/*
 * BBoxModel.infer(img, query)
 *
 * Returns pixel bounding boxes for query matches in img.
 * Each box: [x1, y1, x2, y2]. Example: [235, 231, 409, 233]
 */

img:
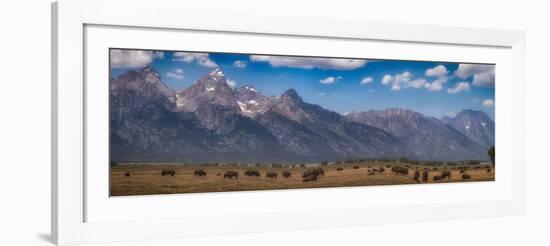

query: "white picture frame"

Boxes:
[52, 0, 526, 245]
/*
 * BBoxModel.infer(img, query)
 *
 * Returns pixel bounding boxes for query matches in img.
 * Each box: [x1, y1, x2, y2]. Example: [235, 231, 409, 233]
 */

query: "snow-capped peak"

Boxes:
[209, 67, 225, 77]
[244, 86, 258, 92]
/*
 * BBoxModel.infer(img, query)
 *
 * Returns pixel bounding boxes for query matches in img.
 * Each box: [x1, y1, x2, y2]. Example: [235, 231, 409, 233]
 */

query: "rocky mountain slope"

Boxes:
[110, 67, 493, 163]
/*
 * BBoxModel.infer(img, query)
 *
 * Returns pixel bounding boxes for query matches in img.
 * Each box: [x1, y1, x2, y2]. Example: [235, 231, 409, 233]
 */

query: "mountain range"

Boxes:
[110, 67, 494, 163]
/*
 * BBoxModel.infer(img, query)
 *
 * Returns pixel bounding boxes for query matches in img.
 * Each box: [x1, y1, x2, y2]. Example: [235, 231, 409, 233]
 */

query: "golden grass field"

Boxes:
[110, 162, 494, 196]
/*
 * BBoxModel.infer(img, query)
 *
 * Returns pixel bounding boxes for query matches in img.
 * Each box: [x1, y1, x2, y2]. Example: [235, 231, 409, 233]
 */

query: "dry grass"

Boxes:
[110, 162, 495, 196]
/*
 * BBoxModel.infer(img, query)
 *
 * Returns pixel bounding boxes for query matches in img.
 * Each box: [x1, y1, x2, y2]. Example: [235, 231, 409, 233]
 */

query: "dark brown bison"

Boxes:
[303, 168, 324, 178]
[282, 171, 291, 178]
[266, 172, 278, 178]
[244, 170, 260, 177]
[487, 168, 492, 172]
[194, 169, 206, 176]
[379, 167, 385, 173]
[124, 171, 130, 177]
[433, 175, 442, 181]
[462, 174, 471, 179]
[302, 168, 324, 182]
[161, 170, 176, 176]
[368, 172, 376, 175]
[413, 170, 420, 182]
[336, 167, 344, 171]
[391, 166, 409, 175]
[353, 166, 360, 169]
[440, 170, 451, 179]
[216, 173, 222, 176]
[224, 171, 239, 179]
[422, 170, 429, 182]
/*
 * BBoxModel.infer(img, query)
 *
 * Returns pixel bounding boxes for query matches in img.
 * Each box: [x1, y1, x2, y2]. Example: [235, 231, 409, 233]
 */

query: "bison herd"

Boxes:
[122, 164, 489, 184]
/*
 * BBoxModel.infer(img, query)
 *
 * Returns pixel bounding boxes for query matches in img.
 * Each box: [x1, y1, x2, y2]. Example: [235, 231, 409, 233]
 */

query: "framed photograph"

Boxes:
[52, 0, 526, 245]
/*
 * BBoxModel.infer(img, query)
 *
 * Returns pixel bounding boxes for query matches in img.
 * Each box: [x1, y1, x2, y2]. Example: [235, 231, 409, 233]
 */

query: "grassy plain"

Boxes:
[110, 162, 495, 196]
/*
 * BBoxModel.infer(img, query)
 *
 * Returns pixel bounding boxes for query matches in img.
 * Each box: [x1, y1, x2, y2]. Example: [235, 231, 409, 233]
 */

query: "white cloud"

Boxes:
[226, 79, 237, 88]
[408, 78, 427, 88]
[110, 49, 164, 68]
[424, 81, 445, 91]
[455, 64, 495, 87]
[447, 82, 471, 94]
[173, 52, 218, 68]
[382, 74, 393, 85]
[391, 84, 401, 91]
[319, 92, 326, 96]
[233, 60, 248, 68]
[250, 55, 367, 70]
[320, 76, 342, 84]
[425, 65, 448, 77]
[423, 65, 450, 91]
[382, 71, 428, 90]
[483, 99, 494, 108]
[166, 68, 184, 80]
[360, 77, 373, 85]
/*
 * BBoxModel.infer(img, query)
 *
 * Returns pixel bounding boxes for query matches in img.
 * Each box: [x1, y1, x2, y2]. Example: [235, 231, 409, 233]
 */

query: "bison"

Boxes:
[244, 170, 260, 177]
[266, 172, 278, 178]
[194, 169, 206, 176]
[161, 170, 176, 176]
[224, 171, 239, 179]
[379, 167, 385, 173]
[487, 168, 492, 173]
[282, 171, 291, 178]
[433, 175, 442, 181]
[353, 166, 360, 169]
[440, 170, 451, 179]
[124, 171, 130, 177]
[413, 170, 420, 182]
[391, 166, 409, 175]
[336, 167, 344, 171]
[462, 174, 471, 179]
[422, 170, 429, 182]
[302, 168, 324, 182]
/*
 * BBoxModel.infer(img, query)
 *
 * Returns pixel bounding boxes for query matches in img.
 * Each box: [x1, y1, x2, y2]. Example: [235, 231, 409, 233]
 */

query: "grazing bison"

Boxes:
[302, 168, 324, 182]
[282, 171, 291, 178]
[433, 175, 442, 181]
[422, 170, 429, 182]
[413, 170, 420, 182]
[379, 167, 385, 173]
[462, 174, 471, 179]
[161, 170, 176, 176]
[440, 170, 451, 179]
[487, 168, 492, 172]
[216, 173, 222, 176]
[224, 171, 239, 179]
[336, 167, 344, 171]
[194, 169, 206, 176]
[353, 166, 360, 169]
[303, 168, 324, 178]
[124, 171, 130, 177]
[391, 166, 409, 175]
[368, 172, 375, 176]
[244, 170, 260, 177]
[266, 172, 278, 178]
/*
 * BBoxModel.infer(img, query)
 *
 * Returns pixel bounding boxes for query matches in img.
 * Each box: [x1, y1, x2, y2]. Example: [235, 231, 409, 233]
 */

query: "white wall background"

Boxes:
[0, 0, 548, 245]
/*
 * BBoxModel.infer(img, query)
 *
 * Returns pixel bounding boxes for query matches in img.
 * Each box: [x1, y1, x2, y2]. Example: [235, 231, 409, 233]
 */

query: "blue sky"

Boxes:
[110, 49, 495, 119]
